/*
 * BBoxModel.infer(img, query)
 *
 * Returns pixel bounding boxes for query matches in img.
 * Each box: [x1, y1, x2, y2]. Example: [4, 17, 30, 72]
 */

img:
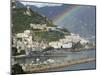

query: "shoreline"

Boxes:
[54, 46, 96, 52]
[73, 47, 96, 51]
[25, 57, 96, 73]
[12, 47, 95, 58]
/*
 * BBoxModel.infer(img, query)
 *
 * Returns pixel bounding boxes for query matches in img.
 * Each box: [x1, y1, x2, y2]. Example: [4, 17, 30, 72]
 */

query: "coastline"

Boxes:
[12, 47, 96, 58]
[25, 57, 95, 73]
[54, 46, 96, 52]
[73, 47, 96, 51]
[12, 47, 96, 74]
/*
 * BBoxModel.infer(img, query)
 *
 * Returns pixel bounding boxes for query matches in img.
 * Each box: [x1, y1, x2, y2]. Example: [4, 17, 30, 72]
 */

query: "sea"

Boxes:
[12, 49, 96, 72]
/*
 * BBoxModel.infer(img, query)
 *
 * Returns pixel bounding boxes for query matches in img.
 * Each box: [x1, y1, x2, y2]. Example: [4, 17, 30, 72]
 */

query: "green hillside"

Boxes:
[12, 7, 54, 33]
[34, 31, 65, 42]
[12, 3, 70, 42]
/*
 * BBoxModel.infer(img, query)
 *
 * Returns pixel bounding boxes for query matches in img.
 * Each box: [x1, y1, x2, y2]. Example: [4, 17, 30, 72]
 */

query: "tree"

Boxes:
[72, 41, 83, 49]
[12, 47, 18, 56]
[12, 63, 24, 75]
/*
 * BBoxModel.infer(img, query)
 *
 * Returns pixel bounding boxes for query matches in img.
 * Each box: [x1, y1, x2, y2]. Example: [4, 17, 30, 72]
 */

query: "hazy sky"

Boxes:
[20, 2, 62, 8]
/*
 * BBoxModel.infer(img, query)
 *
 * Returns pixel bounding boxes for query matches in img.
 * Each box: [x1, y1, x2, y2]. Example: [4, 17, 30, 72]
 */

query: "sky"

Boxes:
[20, 1, 63, 8]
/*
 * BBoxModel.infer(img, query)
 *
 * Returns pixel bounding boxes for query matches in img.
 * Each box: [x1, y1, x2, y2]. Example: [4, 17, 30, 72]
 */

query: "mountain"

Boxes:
[12, 1, 70, 42]
[12, 6, 54, 33]
[57, 6, 96, 41]
[17, 2, 96, 42]
[25, 4, 70, 20]
[31, 5, 96, 41]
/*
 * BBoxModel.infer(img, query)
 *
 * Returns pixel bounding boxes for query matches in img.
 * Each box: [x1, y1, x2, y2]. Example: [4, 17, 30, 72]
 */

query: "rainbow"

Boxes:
[53, 5, 83, 24]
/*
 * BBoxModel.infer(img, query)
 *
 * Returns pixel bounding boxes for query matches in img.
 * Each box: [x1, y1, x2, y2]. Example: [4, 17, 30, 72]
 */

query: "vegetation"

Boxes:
[60, 28, 70, 34]
[72, 41, 83, 49]
[43, 47, 54, 51]
[12, 63, 24, 75]
[12, 47, 25, 56]
[12, 7, 54, 33]
[34, 31, 65, 42]
[12, 47, 18, 56]
[12, 3, 70, 42]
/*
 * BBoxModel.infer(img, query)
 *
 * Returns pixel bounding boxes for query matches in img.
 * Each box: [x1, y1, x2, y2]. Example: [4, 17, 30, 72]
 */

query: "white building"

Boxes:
[49, 41, 62, 48]
[62, 43, 72, 48]
[49, 41, 72, 49]
[80, 39, 89, 45]
[14, 30, 34, 53]
[47, 59, 55, 63]
[30, 23, 47, 30]
[49, 33, 88, 49]
[47, 27, 57, 31]
[15, 33, 24, 38]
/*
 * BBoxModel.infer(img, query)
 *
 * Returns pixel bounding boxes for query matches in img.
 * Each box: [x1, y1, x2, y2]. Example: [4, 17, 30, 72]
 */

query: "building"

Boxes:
[49, 32, 88, 49]
[47, 27, 57, 31]
[62, 43, 72, 48]
[30, 23, 47, 30]
[13, 30, 33, 53]
[49, 41, 72, 49]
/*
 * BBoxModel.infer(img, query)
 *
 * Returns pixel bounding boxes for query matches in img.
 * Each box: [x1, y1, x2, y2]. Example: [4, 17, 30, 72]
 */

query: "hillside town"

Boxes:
[12, 23, 90, 56]
[12, 23, 95, 73]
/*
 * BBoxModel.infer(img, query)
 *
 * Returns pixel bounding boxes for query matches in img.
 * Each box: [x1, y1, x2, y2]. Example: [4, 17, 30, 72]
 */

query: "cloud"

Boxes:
[20, 2, 62, 8]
